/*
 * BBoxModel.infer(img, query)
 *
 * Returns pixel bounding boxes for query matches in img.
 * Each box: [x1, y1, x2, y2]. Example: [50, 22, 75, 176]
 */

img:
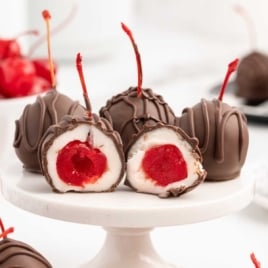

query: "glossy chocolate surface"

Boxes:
[13, 90, 85, 173]
[236, 51, 268, 103]
[176, 98, 249, 181]
[0, 237, 52, 268]
[99, 87, 176, 156]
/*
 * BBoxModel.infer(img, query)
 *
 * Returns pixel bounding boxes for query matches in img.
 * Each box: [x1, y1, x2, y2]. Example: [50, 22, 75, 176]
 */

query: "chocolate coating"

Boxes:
[13, 90, 85, 173]
[99, 87, 176, 156]
[0, 237, 52, 268]
[40, 114, 125, 192]
[126, 122, 207, 198]
[176, 99, 249, 181]
[235, 51, 268, 104]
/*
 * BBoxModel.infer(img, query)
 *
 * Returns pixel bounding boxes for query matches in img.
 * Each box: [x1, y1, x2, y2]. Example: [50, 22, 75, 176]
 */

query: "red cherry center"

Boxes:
[142, 144, 187, 187]
[56, 140, 107, 187]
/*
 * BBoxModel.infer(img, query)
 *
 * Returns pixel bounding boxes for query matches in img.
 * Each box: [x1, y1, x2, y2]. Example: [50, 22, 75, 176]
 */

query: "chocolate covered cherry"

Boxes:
[176, 99, 249, 181]
[0, 219, 52, 268]
[233, 6, 268, 104]
[101, 23, 206, 197]
[235, 51, 268, 104]
[39, 53, 125, 193]
[100, 86, 176, 156]
[40, 115, 125, 193]
[126, 123, 206, 198]
[176, 59, 249, 181]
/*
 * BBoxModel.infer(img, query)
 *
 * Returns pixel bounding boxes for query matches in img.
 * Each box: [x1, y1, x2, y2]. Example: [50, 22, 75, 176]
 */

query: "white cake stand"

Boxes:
[0, 162, 255, 268]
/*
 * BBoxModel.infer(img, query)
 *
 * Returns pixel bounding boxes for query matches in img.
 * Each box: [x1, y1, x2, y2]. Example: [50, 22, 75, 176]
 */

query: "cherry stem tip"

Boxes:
[42, 10, 51, 20]
[218, 58, 239, 101]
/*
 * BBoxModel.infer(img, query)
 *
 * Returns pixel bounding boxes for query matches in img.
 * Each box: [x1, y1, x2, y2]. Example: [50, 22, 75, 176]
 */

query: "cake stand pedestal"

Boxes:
[81, 227, 175, 268]
[0, 162, 255, 268]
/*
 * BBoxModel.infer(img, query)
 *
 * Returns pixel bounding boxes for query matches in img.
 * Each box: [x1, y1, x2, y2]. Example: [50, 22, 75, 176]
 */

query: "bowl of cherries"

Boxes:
[0, 24, 57, 164]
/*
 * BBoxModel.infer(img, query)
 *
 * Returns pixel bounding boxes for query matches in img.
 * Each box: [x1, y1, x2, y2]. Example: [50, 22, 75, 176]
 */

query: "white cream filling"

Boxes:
[46, 124, 123, 192]
[127, 127, 204, 195]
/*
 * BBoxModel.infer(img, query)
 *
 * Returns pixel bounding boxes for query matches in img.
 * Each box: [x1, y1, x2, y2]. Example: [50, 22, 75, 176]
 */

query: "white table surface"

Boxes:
[0, 30, 268, 268]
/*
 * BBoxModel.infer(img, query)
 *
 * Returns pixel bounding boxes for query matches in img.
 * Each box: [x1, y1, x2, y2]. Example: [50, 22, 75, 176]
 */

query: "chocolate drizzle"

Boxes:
[13, 90, 85, 173]
[176, 99, 249, 181]
[99, 87, 176, 155]
[0, 238, 52, 268]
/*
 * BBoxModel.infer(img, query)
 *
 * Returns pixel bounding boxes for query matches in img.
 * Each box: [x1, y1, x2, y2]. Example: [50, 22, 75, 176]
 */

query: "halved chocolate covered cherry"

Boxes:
[40, 115, 125, 193]
[126, 124, 206, 198]
[101, 23, 206, 197]
[39, 53, 125, 193]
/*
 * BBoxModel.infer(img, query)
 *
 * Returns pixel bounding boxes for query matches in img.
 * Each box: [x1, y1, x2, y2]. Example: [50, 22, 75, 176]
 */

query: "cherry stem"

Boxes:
[0, 219, 14, 239]
[218, 58, 239, 101]
[14, 29, 39, 39]
[42, 10, 56, 89]
[121, 22, 143, 97]
[234, 4, 257, 50]
[250, 252, 261, 268]
[28, 4, 78, 58]
[76, 53, 92, 120]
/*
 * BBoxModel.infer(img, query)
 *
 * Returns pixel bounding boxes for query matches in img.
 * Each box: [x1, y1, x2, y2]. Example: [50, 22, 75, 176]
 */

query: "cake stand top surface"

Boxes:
[0, 162, 254, 228]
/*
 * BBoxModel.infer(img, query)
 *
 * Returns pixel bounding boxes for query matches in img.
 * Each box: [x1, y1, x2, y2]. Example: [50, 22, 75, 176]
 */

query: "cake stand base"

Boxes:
[0, 163, 254, 268]
[80, 227, 176, 268]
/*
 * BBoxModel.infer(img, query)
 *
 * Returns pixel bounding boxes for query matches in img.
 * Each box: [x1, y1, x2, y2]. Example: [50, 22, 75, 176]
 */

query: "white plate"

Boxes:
[0, 161, 254, 228]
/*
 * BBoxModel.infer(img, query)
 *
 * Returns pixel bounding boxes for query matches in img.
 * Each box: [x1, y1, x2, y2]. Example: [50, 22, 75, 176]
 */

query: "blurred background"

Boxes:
[0, 0, 268, 60]
[2, 0, 268, 63]
[1, 0, 268, 96]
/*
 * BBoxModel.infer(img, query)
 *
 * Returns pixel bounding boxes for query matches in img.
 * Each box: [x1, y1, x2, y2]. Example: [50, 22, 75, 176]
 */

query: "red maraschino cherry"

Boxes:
[0, 57, 36, 97]
[218, 58, 239, 101]
[55, 53, 107, 187]
[142, 144, 187, 187]
[0, 30, 40, 98]
[121, 22, 143, 97]
[31, 58, 57, 84]
[0, 10, 58, 98]
[0, 30, 38, 60]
